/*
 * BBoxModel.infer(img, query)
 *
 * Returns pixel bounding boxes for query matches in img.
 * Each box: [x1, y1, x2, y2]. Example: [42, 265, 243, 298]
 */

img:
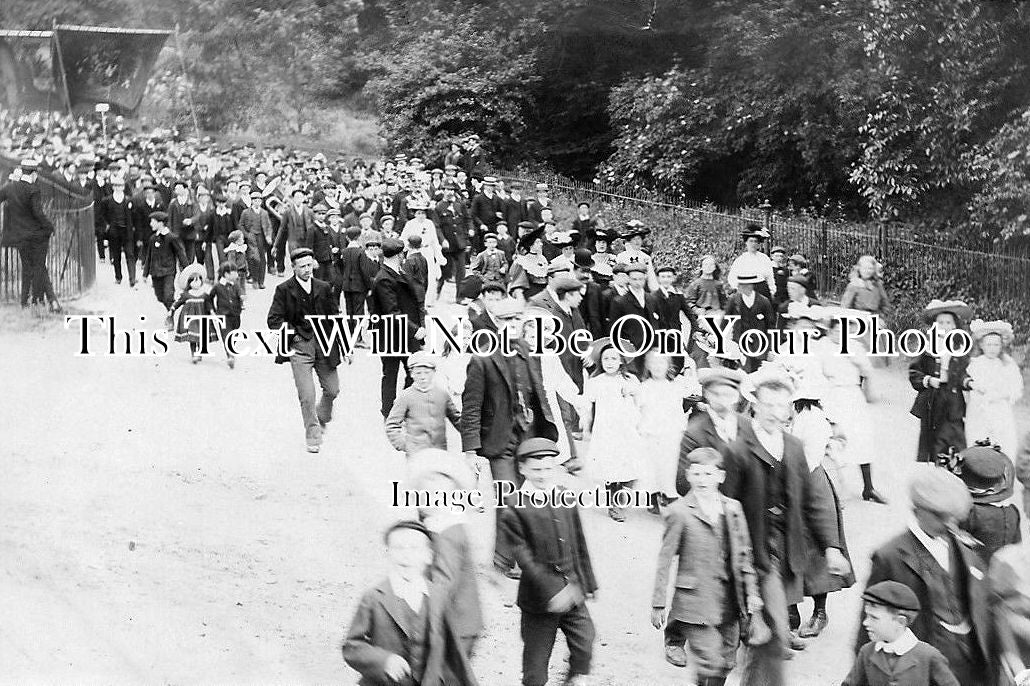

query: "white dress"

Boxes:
[965, 356, 1023, 456]
[583, 373, 647, 484]
[400, 217, 445, 302]
[820, 339, 876, 466]
[637, 375, 698, 496]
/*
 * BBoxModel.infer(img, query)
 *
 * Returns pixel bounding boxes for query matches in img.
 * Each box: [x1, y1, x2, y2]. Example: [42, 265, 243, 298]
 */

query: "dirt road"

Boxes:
[1, 273, 1024, 685]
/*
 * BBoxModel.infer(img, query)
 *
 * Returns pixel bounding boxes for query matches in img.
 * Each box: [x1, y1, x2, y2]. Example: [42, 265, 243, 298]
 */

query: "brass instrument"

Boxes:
[261, 175, 286, 220]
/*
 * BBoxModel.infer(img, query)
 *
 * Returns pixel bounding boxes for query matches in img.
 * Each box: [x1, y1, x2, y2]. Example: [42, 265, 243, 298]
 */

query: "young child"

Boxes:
[495, 222, 516, 265]
[341, 520, 476, 685]
[965, 319, 1023, 457]
[384, 352, 461, 458]
[638, 349, 702, 512]
[223, 229, 249, 298]
[499, 438, 598, 686]
[469, 232, 508, 285]
[843, 580, 959, 686]
[171, 263, 215, 363]
[651, 447, 766, 684]
[402, 234, 429, 297]
[208, 261, 243, 369]
[580, 337, 648, 522]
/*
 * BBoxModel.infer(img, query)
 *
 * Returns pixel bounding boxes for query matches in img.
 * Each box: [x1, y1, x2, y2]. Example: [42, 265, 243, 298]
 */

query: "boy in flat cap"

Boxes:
[499, 438, 597, 686]
[341, 520, 477, 686]
[384, 352, 460, 458]
[857, 467, 990, 686]
[843, 580, 959, 686]
[141, 211, 187, 315]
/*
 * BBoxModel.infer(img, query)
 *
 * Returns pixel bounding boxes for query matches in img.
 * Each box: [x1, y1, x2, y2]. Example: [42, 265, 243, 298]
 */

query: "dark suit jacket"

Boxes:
[460, 344, 552, 458]
[676, 410, 751, 497]
[499, 496, 597, 614]
[607, 289, 662, 352]
[403, 252, 430, 295]
[341, 578, 477, 686]
[0, 180, 55, 247]
[856, 530, 991, 662]
[339, 245, 376, 293]
[132, 197, 166, 246]
[724, 426, 840, 574]
[652, 493, 761, 626]
[529, 288, 587, 388]
[434, 200, 469, 254]
[469, 193, 502, 232]
[579, 280, 606, 339]
[276, 205, 315, 250]
[843, 640, 960, 686]
[724, 291, 775, 338]
[141, 231, 187, 278]
[370, 263, 425, 354]
[266, 276, 343, 366]
[432, 524, 483, 640]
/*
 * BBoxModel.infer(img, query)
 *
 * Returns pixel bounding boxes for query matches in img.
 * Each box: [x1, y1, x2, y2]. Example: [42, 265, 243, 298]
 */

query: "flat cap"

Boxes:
[908, 465, 972, 519]
[862, 581, 920, 613]
[407, 351, 437, 370]
[698, 367, 745, 389]
[492, 298, 524, 320]
[516, 437, 560, 460]
[149, 210, 169, 221]
[381, 237, 405, 258]
[290, 247, 315, 262]
[547, 257, 573, 275]
[552, 275, 585, 295]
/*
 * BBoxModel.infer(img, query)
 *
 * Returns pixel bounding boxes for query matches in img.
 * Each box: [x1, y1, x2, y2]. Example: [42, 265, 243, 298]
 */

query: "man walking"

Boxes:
[267, 248, 343, 454]
[0, 159, 61, 312]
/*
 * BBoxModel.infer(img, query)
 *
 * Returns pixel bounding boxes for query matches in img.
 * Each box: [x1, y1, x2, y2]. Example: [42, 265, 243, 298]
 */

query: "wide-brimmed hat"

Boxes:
[585, 336, 636, 369]
[548, 230, 579, 248]
[175, 263, 207, 292]
[922, 299, 972, 325]
[406, 448, 475, 491]
[969, 319, 1014, 346]
[620, 220, 650, 240]
[741, 364, 796, 404]
[518, 226, 545, 252]
[588, 227, 618, 244]
[957, 443, 1014, 503]
[791, 370, 828, 402]
[741, 225, 769, 241]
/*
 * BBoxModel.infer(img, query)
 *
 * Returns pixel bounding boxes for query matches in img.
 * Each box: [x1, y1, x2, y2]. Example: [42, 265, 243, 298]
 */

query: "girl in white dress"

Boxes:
[637, 349, 702, 510]
[580, 338, 647, 521]
[819, 311, 886, 504]
[966, 320, 1024, 457]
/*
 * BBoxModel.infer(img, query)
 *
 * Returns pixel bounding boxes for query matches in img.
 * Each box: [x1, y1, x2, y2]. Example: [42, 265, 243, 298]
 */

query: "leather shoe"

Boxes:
[798, 610, 828, 638]
[862, 489, 888, 504]
[789, 632, 807, 650]
[664, 645, 688, 668]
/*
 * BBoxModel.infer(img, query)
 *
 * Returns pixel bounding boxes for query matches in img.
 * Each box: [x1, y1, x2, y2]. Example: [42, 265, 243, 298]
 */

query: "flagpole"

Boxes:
[173, 23, 201, 136]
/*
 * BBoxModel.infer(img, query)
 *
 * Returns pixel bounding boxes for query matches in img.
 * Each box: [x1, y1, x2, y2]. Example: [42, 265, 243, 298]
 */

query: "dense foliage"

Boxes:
[5, 0, 1030, 242]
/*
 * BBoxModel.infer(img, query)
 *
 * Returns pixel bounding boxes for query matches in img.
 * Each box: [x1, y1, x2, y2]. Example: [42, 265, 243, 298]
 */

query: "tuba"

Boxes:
[261, 175, 287, 220]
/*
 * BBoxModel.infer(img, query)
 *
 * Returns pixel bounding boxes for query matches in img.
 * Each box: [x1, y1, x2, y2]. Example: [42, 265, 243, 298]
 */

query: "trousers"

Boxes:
[289, 337, 340, 447]
[380, 355, 411, 418]
[246, 234, 267, 287]
[18, 238, 57, 306]
[152, 274, 174, 310]
[438, 251, 466, 296]
[520, 603, 595, 686]
[665, 619, 740, 678]
[107, 234, 136, 284]
[740, 563, 791, 686]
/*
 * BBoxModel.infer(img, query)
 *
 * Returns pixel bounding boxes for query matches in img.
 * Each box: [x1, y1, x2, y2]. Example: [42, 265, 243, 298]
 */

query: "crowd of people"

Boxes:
[2, 108, 1030, 686]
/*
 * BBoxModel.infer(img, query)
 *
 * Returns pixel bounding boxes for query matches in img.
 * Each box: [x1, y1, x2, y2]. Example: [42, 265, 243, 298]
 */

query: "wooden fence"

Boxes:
[0, 157, 95, 303]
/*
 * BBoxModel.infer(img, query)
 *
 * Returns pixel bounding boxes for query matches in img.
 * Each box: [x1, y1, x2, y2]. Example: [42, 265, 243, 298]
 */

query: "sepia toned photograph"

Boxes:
[1, 1, 1029, 685]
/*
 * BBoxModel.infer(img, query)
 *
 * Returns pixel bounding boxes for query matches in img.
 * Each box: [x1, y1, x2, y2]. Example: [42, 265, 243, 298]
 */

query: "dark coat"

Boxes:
[908, 352, 972, 462]
[0, 179, 55, 247]
[856, 530, 991, 664]
[434, 199, 470, 254]
[651, 493, 761, 626]
[503, 196, 529, 230]
[341, 578, 477, 686]
[276, 205, 316, 250]
[724, 291, 775, 338]
[676, 410, 751, 497]
[607, 289, 663, 352]
[842, 641, 960, 686]
[724, 425, 840, 576]
[339, 245, 376, 294]
[469, 192, 503, 232]
[529, 288, 586, 389]
[499, 495, 598, 614]
[266, 276, 343, 366]
[579, 280, 606, 339]
[141, 231, 187, 279]
[370, 263, 425, 355]
[132, 196, 166, 247]
[459, 344, 552, 458]
[403, 252, 430, 295]
[97, 194, 134, 243]
[432, 524, 484, 641]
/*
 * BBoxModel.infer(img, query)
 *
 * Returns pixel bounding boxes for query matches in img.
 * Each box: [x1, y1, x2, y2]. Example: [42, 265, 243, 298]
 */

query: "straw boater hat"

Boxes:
[921, 299, 972, 325]
[735, 273, 765, 285]
[969, 319, 1014, 346]
[956, 442, 1014, 504]
[175, 263, 207, 292]
[697, 367, 745, 390]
